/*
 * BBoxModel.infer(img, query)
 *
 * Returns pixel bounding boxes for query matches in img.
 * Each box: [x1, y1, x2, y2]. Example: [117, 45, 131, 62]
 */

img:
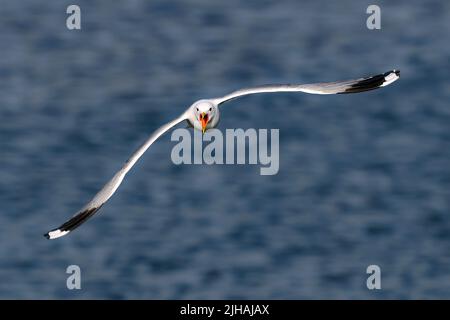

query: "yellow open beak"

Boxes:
[200, 112, 209, 134]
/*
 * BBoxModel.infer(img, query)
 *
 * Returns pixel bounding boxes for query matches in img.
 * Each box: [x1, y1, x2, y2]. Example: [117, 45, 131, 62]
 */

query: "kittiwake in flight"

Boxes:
[45, 69, 400, 239]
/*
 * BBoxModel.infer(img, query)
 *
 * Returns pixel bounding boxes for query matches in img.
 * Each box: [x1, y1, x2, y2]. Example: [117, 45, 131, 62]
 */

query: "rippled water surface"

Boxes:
[0, 0, 449, 298]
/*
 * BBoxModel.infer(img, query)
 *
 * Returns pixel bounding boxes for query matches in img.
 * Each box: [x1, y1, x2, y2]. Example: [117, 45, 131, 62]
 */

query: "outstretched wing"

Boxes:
[213, 70, 400, 105]
[45, 114, 187, 239]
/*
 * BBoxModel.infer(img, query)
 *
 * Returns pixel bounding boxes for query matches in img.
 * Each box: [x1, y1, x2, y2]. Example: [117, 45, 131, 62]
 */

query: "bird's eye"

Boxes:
[196, 108, 199, 111]
[209, 108, 212, 111]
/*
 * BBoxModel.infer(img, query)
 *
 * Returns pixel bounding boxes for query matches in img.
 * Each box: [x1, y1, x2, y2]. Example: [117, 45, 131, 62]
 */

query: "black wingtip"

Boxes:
[340, 69, 400, 94]
[44, 205, 103, 240]
[341, 73, 385, 94]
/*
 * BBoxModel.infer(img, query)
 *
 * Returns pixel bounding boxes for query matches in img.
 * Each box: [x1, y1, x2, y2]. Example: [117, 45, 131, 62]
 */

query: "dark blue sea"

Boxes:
[0, 0, 449, 299]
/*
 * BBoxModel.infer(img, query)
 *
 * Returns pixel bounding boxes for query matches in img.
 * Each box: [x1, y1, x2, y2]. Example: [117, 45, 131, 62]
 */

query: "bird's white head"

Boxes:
[189, 99, 219, 133]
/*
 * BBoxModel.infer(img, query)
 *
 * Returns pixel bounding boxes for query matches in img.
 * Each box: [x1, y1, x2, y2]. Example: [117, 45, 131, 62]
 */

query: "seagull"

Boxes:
[45, 69, 400, 239]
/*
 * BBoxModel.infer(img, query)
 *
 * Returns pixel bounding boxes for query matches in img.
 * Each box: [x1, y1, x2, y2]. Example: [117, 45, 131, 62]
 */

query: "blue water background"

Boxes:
[0, 0, 449, 298]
